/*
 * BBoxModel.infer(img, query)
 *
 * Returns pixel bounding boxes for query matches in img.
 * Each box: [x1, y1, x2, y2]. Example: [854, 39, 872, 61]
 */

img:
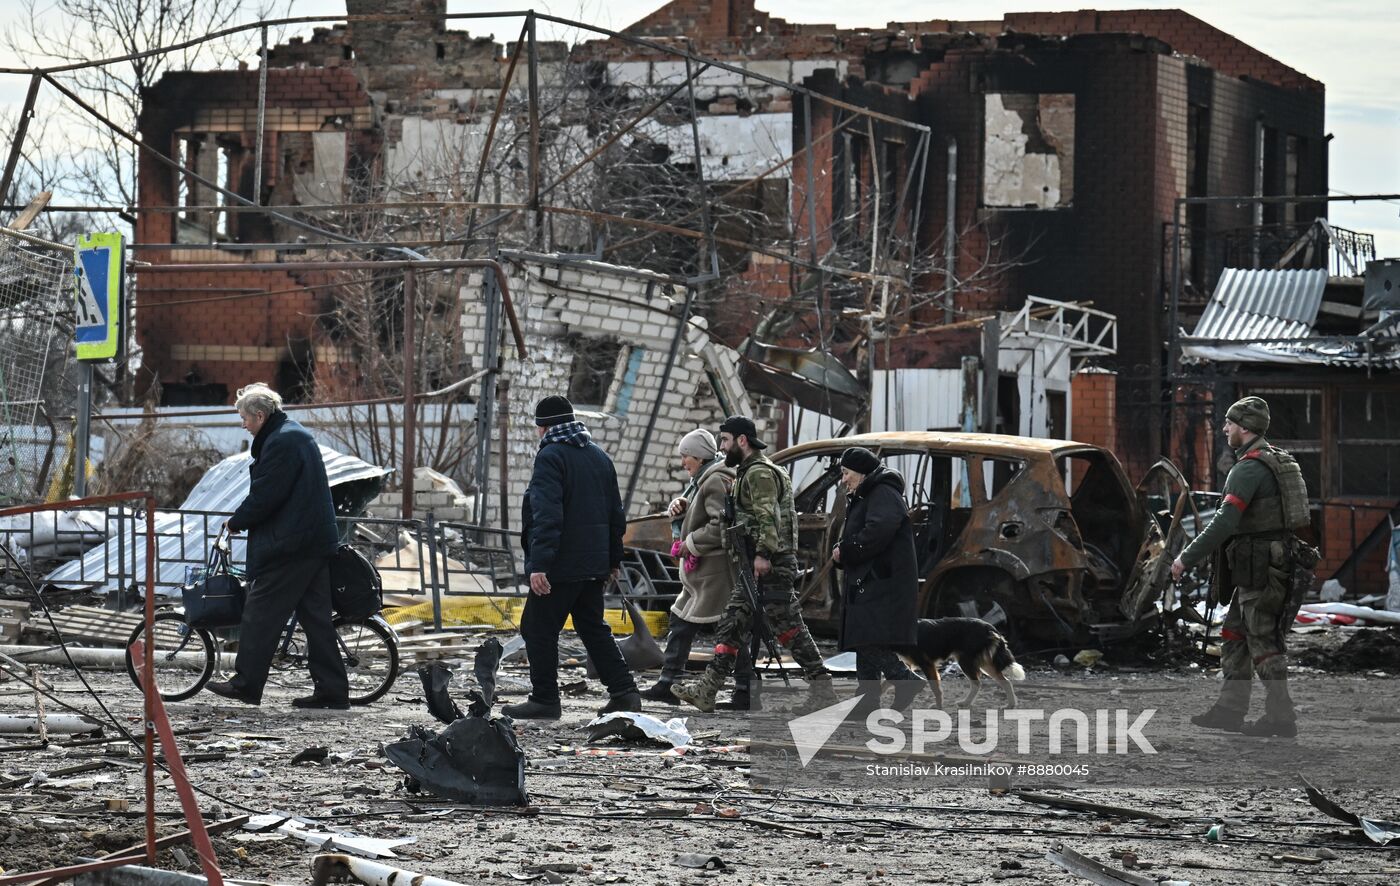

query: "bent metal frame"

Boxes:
[0, 492, 224, 886]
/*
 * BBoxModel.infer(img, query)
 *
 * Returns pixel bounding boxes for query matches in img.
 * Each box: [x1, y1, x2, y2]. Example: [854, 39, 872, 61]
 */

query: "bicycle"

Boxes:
[124, 531, 400, 705]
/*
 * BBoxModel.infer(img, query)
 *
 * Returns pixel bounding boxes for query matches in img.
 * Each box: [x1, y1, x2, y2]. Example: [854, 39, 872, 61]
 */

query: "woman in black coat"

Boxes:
[831, 447, 923, 700]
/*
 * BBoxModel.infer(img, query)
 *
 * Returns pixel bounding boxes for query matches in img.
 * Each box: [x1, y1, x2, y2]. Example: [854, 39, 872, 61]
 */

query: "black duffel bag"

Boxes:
[182, 542, 246, 629]
[329, 543, 383, 620]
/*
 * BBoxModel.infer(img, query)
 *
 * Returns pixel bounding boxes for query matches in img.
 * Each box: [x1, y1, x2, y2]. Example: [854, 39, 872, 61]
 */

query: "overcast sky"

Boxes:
[2, 0, 1396, 254]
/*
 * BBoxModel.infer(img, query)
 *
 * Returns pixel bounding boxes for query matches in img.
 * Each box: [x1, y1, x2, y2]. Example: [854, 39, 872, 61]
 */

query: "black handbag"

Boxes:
[182, 543, 247, 629]
[329, 544, 383, 620]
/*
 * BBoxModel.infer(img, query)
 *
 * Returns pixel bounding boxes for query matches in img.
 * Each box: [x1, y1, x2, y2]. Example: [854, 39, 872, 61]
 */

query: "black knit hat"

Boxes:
[840, 447, 880, 475]
[534, 395, 575, 427]
[719, 415, 766, 449]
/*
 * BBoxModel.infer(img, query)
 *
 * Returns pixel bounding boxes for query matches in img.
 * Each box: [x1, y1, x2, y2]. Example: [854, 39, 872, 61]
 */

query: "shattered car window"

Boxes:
[790, 453, 842, 514]
[982, 457, 1024, 499]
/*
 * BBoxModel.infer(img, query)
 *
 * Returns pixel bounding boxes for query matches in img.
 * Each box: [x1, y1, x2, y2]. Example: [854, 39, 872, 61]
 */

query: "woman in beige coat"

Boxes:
[640, 429, 740, 703]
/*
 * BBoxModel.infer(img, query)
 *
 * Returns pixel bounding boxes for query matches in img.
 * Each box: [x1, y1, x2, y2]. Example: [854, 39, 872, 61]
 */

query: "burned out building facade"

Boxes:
[132, 3, 1339, 520]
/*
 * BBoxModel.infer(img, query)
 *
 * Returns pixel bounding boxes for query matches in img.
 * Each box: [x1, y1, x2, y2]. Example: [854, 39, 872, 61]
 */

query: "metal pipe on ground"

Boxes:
[310, 854, 466, 886]
[0, 645, 205, 670]
[0, 712, 104, 734]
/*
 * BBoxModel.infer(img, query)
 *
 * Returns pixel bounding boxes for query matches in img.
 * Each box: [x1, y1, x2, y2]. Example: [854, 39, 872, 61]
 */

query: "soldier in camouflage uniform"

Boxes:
[1171, 396, 1311, 738]
[672, 416, 837, 713]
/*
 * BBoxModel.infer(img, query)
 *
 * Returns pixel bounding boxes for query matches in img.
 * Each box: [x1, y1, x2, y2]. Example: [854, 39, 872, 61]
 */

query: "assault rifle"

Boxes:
[723, 494, 791, 687]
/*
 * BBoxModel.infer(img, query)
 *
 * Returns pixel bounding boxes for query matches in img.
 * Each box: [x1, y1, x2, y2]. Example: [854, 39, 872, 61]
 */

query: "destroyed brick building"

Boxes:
[130, 2, 1363, 541]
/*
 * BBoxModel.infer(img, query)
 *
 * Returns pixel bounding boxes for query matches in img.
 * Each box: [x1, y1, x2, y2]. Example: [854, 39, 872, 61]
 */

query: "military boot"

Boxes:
[1244, 669, 1296, 737]
[805, 675, 840, 709]
[1190, 705, 1245, 732]
[672, 660, 731, 713]
[639, 679, 679, 703]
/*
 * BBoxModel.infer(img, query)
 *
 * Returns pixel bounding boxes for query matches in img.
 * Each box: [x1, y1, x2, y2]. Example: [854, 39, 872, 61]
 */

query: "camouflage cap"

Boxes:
[1226, 396, 1270, 435]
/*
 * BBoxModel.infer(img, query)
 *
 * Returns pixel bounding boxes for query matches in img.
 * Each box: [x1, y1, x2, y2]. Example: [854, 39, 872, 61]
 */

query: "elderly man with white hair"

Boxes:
[205, 383, 349, 710]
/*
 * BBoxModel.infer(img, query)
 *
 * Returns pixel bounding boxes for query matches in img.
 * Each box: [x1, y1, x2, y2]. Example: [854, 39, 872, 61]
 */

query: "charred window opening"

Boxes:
[565, 336, 623, 409]
[175, 134, 240, 243]
[275, 339, 315, 404]
[1337, 389, 1400, 496]
[982, 93, 1075, 210]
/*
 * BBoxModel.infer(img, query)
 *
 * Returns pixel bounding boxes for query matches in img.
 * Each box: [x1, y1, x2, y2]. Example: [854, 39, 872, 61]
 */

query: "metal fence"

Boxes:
[0, 230, 73, 506]
[4, 504, 679, 630]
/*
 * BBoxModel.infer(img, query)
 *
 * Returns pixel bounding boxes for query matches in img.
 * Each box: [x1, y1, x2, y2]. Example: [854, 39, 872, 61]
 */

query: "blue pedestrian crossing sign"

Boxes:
[74, 232, 124, 362]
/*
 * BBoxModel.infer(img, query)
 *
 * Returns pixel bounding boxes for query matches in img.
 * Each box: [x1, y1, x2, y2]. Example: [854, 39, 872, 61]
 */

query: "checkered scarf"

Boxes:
[540, 419, 593, 449]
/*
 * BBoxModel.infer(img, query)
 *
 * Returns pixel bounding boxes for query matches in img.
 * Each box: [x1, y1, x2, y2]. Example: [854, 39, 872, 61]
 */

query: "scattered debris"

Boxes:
[311, 853, 466, 886]
[1298, 628, 1400, 672]
[1015, 791, 1168, 822]
[290, 746, 330, 765]
[1301, 775, 1400, 845]
[1073, 650, 1104, 669]
[674, 853, 727, 870]
[1299, 603, 1400, 626]
[585, 712, 692, 748]
[384, 642, 528, 805]
[1045, 842, 1156, 885]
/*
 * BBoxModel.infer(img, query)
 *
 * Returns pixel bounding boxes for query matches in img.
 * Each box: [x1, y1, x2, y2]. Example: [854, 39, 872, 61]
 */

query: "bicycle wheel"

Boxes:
[335, 616, 400, 705]
[124, 611, 216, 702]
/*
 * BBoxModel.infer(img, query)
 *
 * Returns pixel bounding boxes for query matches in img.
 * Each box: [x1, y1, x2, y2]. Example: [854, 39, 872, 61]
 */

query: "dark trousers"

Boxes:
[659, 616, 702, 680]
[230, 556, 348, 701]
[660, 616, 753, 689]
[521, 578, 637, 705]
[855, 646, 918, 682]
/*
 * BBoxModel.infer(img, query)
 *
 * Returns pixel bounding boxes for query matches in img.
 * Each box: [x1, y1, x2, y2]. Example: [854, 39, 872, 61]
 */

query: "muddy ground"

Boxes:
[2, 627, 1399, 885]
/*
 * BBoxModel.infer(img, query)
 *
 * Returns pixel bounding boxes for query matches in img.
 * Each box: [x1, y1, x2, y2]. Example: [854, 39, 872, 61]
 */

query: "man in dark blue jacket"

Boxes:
[206, 383, 349, 710]
[503, 396, 640, 720]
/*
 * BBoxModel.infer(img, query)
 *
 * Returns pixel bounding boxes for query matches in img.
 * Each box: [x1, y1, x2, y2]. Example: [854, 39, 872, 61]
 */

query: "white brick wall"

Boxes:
[459, 256, 752, 524]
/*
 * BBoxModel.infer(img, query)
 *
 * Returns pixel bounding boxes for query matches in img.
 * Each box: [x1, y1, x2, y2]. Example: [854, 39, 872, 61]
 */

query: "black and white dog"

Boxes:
[898, 617, 1026, 708]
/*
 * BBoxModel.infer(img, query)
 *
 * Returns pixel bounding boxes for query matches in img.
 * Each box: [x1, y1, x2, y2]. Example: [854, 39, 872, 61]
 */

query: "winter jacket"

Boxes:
[227, 411, 338, 578]
[837, 467, 920, 651]
[521, 432, 626, 582]
[671, 459, 737, 624]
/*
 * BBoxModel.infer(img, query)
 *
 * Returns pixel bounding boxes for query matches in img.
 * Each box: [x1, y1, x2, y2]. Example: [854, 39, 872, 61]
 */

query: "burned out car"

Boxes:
[626, 432, 1190, 648]
[780, 432, 1191, 647]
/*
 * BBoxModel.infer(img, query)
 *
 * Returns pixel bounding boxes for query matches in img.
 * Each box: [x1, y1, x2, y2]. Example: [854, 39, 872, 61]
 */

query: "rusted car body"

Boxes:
[627, 432, 1189, 647]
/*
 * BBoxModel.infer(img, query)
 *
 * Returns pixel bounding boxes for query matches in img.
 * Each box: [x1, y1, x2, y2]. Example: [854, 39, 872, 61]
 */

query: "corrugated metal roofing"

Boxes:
[45, 446, 389, 593]
[1181, 267, 1400, 368]
[1189, 268, 1329, 342]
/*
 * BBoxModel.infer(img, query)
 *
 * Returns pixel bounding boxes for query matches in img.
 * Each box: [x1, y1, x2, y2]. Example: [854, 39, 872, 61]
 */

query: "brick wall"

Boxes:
[1071, 369, 1117, 452]
[459, 258, 754, 522]
[907, 33, 1323, 478]
[132, 258, 335, 400]
[1319, 503, 1392, 594]
[1002, 10, 1321, 92]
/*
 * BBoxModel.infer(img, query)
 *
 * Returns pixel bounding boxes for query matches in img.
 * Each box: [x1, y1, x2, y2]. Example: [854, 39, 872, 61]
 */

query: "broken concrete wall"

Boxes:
[460, 258, 753, 523]
[983, 93, 1075, 209]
